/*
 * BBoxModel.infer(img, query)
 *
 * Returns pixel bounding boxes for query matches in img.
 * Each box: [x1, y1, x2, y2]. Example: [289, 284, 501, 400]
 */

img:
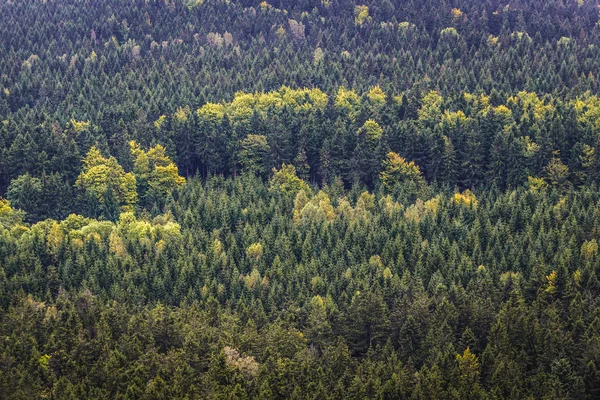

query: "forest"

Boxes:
[1, 0, 600, 398]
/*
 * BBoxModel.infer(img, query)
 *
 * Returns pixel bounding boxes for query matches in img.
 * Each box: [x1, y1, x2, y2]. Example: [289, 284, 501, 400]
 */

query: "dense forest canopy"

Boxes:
[1, 0, 600, 398]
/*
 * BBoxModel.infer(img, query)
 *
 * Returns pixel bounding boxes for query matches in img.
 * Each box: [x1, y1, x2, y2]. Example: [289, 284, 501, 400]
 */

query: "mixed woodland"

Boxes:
[2, 0, 600, 398]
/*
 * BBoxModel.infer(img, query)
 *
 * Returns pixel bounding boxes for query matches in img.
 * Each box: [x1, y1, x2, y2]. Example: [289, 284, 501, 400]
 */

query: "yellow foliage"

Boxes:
[404, 199, 426, 223]
[545, 270, 557, 294]
[557, 36, 572, 46]
[130, 141, 185, 199]
[279, 86, 328, 111]
[379, 195, 402, 217]
[39, 354, 51, 370]
[269, 164, 310, 195]
[311, 294, 325, 309]
[418, 91, 443, 125]
[380, 152, 424, 191]
[294, 191, 336, 224]
[452, 190, 478, 207]
[85, 232, 103, 247]
[243, 268, 262, 289]
[464, 92, 491, 116]
[393, 94, 404, 106]
[116, 211, 181, 244]
[46, 222, 64, 255]
[487, 35, 499, 46]
[424, 196, 441, 214]
[398, 21, 415, 31]
[109, 230, 127, 258]
[361, 119, 383, 140]
[369, 255, 383, 269]
[440, 27, 459, 38]
[70, 119, 91, 132]
[354, 5, 371, 25]
[451, 8, 463, 21]
[527, 176, 547, 191]
[75, 147, 138, 209]
[523, 137, 540, 158]
[581, 239, 598, 261]
[197, 103, 226, 122]
[201, 284, 209, 298]
[507, 92, 554, 122]
[213, 238, 223, 254]
[367, 86, 387, 106]
[216, 87, 328, 122]
[441, 110, 469, 128]
[511, 31, 532, 42]
[246, 242, 264, 262]
[574, 269, 582, 286]
[276, 25, 286, 38]
[154, 115, 167, 130]
[356, 191, 376, 214]
[313, 47, 325, 64]
[383, 267, 393, 280]
[0, 197, 25, 228]
[336, 198, 355, 219]
[293, 190, 310, 222]
[174, 106, 190, 123]
[494, 105, 512, 121]
[343, 268, 352, 280]
[456, 348, 480, 384]
[335, 87, 361, 118]
[572, 95, 600, 132]
[186, 0, 204, 8]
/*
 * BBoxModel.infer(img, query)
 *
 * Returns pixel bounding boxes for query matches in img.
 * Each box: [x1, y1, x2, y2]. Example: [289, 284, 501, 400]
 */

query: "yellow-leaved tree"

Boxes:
[418, 91, 443, 128]
[380, 152, 424, 192]
[75, 146, 137, 217]
[0, 198, 25, 229]
[269, 164, 310, 196]
[130, 141, 185, 207]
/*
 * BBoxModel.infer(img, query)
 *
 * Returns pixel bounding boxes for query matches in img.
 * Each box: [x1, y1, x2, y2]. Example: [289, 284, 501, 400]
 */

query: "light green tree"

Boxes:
[269, 164, 310, 196]
[130, 141, 185, 206]
[360, 119, 383, 141]
[0, 198, 25, 228]
[75, 146, 137, 212]
[380, 151, 424, 191]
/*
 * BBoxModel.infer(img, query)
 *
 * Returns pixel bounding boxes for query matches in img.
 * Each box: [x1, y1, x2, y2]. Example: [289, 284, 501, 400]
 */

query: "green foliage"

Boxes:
[359, 119, 383, 141]
[354, 5, 371, 26]
[545, 157, 571, 190]
[75, 147, 137, 214]
[269, 164, 310, 196]
[0, 197, 25, 228]
[7, 173, 42, 221]
[239, 134, 269, 175]
[380, 152, 424, 191]
[418, 91, 443, 127]
[440, 27, 459, 38]
[2, 0, 600, 397]
[334, 87, 361, 119]
[130, 141, 185, 207]
[1, 177, 600, 397]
